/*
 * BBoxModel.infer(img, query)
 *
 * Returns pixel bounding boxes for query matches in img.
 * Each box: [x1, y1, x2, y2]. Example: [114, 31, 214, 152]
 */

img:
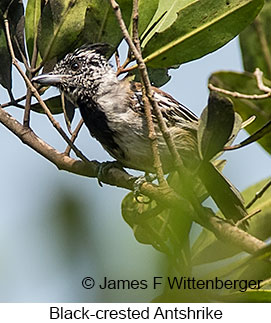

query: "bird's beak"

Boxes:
[32, 74, 66, 85]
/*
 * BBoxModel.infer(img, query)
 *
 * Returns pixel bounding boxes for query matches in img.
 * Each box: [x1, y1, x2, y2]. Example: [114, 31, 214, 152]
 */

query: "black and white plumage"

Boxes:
[32, 44, 248, 225]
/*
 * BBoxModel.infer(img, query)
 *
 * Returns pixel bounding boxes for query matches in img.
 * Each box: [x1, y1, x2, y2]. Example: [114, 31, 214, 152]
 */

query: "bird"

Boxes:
[32, 43, 248, 226]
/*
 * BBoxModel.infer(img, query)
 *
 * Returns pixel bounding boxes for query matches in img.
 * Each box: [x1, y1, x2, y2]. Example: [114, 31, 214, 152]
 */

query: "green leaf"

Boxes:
[130, 66, 171, 87]
[38, 0, 132, 62]
[198, 92, 235, 161]
[239, 0, 271, 78]
[82, 0, 132, 54]
[136, 0, 159, 37]
[30, 95, 63, 114]
[8, 0, 26, 62]
[25, 0, 42, 62]
[141, 0, 264, 68]
[140, 0, 190, 45]
[209, 71, 271, 154]
[0, 0, 26, 89]
[38, 0, 90, 61]
[0, 28, 11, 90]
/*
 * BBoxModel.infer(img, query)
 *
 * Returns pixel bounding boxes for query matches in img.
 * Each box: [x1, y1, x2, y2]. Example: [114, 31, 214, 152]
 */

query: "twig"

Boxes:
[132, 0, 140, 52]
[23, 88, 32, 127]
[0, 105, 267, 254]
[210, 67, 271, 101]
[115, 49, 121, 70]
[23, 25, 40, 128]
[12, 35, 31, 72]
[64, 118, 84, 156]
[254, 68, 271, 93]
[1, 95, 27, 108]
[4, 18, 89, 163]
[117, 63, 137, 75]
[208, 83, 271, 100]
[235, 209, 261, 227]
[116, 57, 133, 76]
[246, 179, 271, 209]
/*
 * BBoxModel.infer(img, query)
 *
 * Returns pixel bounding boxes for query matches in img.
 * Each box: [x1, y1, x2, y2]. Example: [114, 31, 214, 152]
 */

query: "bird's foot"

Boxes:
[133, 173, 156, 203]
[97, 161, 124, 186]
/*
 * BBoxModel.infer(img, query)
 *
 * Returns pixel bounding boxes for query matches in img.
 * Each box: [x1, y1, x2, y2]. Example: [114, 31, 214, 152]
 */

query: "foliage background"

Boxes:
[0, 31, 270, 301]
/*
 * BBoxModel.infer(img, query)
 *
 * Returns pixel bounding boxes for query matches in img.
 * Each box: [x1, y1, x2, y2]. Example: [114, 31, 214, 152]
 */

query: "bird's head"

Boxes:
[32, 43, 117, 104]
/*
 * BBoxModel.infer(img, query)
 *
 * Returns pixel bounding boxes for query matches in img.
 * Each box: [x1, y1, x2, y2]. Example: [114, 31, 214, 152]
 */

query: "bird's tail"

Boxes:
[198, 161, 248, 228]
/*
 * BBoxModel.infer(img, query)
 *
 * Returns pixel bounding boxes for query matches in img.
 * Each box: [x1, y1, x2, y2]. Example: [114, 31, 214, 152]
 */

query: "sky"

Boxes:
[0, 34, 270, 302]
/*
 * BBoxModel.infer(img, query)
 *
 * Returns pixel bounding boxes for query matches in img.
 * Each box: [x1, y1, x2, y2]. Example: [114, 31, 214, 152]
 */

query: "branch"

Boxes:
[1, 94, 27, 108]
[208, 83, 271, 100]
[254, 67, 271, 93]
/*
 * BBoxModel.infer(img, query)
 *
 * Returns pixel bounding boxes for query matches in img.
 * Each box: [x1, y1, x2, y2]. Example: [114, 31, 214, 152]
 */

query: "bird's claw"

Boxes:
[133, 173, 156, 203]
[97, 161, 124, 186]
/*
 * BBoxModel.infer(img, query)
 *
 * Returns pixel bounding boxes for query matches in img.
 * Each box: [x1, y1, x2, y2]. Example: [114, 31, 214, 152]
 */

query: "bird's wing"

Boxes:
[129, 82, 198, 127]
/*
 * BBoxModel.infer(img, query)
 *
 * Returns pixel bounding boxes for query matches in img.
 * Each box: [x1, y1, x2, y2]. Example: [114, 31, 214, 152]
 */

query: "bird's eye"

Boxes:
[71, 60, 79, 71]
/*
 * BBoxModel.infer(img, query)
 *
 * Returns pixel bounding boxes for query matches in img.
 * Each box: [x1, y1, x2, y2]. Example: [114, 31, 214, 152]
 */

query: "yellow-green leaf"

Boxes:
[25, 0, 42, 62]
[142, 0, 263, 68]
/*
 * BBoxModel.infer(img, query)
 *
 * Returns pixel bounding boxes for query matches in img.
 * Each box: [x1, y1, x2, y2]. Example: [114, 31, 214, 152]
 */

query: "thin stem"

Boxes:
[23, 88, 32, 127]
[246, 179, 271, 209]
[23, 23, 40, 128]
[115, 50, 121, 71]
[208, 83, 271, 100]
[13, 35, 31, 72]
[116, 56, 133, 76]
[254, 68, 271, 93]
[64, 118, 84, 156]
[117, 63, 137, 75]
[235, 209, 261, 227]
